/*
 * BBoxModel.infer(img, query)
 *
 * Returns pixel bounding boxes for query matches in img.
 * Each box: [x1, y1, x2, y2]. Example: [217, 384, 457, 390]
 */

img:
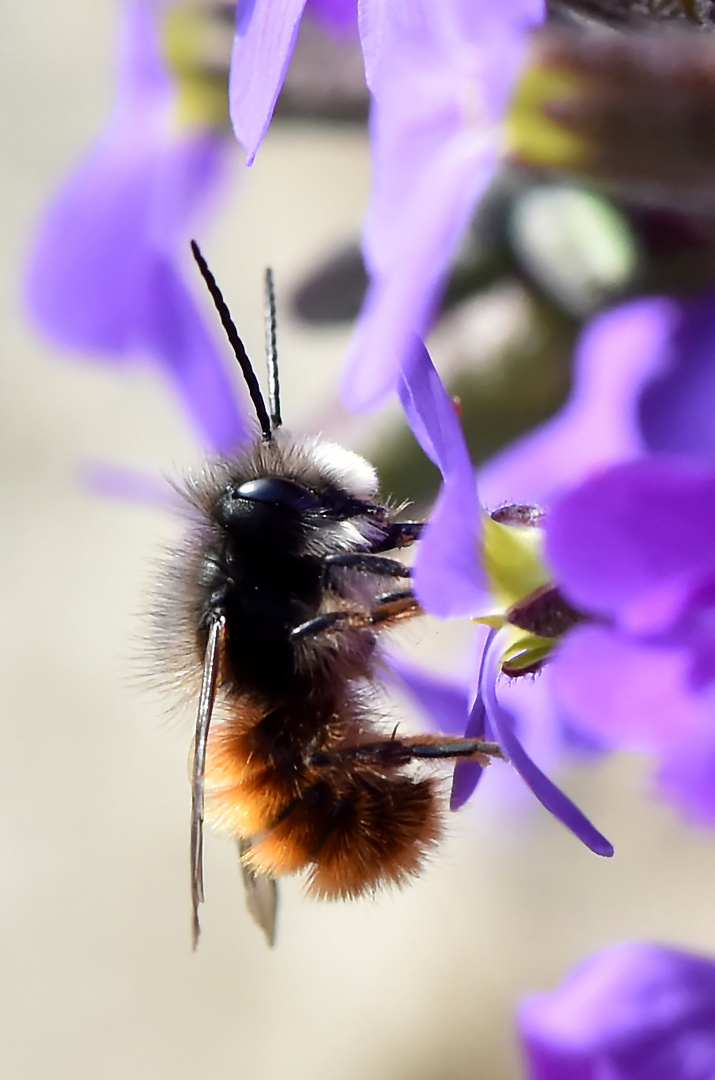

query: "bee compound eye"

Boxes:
[234, 477, 323, 512]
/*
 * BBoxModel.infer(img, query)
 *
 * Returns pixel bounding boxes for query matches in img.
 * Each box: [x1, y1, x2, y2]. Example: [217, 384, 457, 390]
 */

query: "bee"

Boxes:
[158, 242, 503, 947]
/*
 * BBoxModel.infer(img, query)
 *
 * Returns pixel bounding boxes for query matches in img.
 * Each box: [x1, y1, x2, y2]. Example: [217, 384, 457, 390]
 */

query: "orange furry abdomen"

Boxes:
[202, 696, 444, 899]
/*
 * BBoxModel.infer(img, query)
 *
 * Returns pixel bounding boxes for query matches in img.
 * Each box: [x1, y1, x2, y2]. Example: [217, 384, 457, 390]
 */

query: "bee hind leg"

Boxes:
[309, 734, 505, 769]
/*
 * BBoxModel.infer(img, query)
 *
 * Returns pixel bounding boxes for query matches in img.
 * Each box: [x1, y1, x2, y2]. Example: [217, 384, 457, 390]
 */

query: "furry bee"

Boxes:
[160, 243, 503, 947]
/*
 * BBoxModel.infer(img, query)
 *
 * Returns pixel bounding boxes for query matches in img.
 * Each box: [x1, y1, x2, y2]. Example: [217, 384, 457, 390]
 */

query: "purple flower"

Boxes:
[230, 0, 357, 163]
[471, 287, 715, 824]
[519, 943, 715, 1080]
[639, 285, 715, 463]
[479, 298, 677, 510]
[397, 337, 613, 857]
[546, 458, 715, 824]
[478, 287, 715, 518]
[343, 0, 543, 409]
[476, 277, 715, 521]
[230, 0, 542, 409]
[26, 0, 248, 452]
[399, 292, 715, 824]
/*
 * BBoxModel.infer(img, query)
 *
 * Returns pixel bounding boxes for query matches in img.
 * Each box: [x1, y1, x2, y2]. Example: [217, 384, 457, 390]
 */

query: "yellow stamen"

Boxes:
[162, 5, 230, 130]
[505, 64, 590, 169]
[475, 512, 556, 674]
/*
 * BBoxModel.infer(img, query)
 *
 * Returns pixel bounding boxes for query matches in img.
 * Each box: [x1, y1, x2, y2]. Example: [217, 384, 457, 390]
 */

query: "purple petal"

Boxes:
[27, 130, 227, 352]
[358, 0, 542, 100]
[343, 0, 541, 409]
[384, 654, 470, 737]
[482, 634, 614, 856]
[546, 460, 715, 633]
[552, 625, 705, 751]
[479, 298, 676, 510]
[552, 625, 715, 825]
[27, 135, 166, 356]
[519, 943, 715, 1080]
[230, 0, 307, 163]
[115, 0, 173, 120]
[305, 0, 357, 36]
[25, 0, 251, 452]
[640, 287, 715, 462]
[450, 693, 488, 809]
[80, 463, 179, 508]
[25, 96, 248, 452]
[397, 339, 470, 474]
[398, 338, 487, 616]
[25, 0, 248, 450]
[450, 628, 495, 809]
[655, 729, 715, 826]
[143, 253, 250, 452]
[342, 156, 495, 410]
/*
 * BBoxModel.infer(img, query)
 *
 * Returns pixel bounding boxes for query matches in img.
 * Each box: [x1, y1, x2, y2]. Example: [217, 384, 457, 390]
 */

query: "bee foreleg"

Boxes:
[371, 521, 425, 552]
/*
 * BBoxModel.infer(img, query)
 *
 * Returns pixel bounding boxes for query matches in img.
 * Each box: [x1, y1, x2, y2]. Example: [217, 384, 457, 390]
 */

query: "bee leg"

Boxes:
[399, 735, 505, 761]
[322, 553, 411, 578]
[310, 735, 505, 769]
[369, 589, 422, 626]
[371, 521, 425, 552]
[291, 590, 421, 640]
[291, 611, 358, 639]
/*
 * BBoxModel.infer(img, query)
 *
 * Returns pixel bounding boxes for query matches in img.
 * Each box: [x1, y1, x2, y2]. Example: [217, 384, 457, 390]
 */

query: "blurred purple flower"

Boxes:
[343, 0, 543, 409]
[546, 458, 715, 824]
[26, 0, 248, 452]
[519, 942, 715, 1080]
[305, 0, 357, 37]
[230, 0, 357, 163]
[639, 285, 715, 462]
[230, 0, 542, 409]
[479, 283, 715, 512]
[397, 337, 613, 857]
[479, 298, 677, 509]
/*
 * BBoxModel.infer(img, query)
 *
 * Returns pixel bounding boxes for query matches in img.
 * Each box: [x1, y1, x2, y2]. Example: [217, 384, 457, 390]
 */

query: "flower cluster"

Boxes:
[395, 301, 715, 827]
[519, 943, 715, 1080]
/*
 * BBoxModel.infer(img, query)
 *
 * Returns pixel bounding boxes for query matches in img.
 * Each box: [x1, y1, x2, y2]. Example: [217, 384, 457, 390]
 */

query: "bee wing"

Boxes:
[238, 838, 279, 947]
[191, 614, 226, 949]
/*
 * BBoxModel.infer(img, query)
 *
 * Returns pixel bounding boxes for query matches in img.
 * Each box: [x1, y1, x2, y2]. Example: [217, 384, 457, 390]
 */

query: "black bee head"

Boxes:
[213, 477, 325, 531]
[213, 475, 375, 532]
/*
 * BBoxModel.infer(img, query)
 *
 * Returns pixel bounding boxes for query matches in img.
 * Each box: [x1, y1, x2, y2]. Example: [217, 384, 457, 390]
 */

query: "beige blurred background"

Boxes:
[4, 3, 715, 1079]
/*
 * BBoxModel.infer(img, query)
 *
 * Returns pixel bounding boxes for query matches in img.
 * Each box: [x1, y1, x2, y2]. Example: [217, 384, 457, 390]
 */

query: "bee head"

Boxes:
[212, 477, 325, 533]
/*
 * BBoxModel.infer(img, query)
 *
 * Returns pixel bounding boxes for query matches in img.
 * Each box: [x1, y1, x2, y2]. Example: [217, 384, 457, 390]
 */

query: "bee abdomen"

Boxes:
[246, 772, 443, 898]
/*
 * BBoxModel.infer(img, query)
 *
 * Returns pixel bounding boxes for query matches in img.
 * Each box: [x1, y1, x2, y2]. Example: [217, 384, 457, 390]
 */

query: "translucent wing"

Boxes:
[238, 838, 279, 947]
[191, 614, 225, 949]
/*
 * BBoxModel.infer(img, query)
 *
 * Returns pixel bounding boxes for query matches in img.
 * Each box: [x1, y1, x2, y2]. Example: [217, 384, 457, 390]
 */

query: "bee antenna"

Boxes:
[190, 240, 273, 442]
[264, 267, 282, 429]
